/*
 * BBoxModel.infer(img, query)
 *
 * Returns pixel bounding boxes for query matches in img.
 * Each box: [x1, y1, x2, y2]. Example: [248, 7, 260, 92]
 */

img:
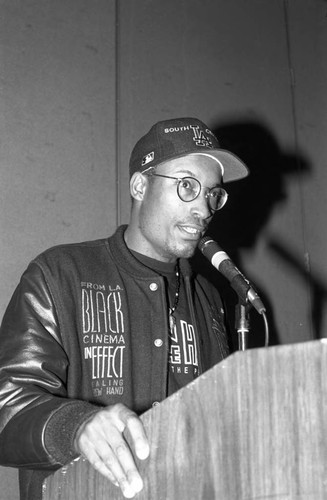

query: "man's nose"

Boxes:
[190, 193, 212, 220]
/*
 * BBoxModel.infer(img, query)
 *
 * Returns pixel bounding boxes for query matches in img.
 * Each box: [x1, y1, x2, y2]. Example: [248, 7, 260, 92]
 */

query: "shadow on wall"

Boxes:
[192, 119, 311, 350]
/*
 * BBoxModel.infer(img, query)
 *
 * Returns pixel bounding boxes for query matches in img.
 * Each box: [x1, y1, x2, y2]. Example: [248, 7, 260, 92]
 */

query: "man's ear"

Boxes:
[130, 172, 148, 201]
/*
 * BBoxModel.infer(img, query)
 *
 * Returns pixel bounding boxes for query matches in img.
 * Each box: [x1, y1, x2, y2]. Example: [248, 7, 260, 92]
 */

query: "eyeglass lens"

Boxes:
[177, 177, 227, 211]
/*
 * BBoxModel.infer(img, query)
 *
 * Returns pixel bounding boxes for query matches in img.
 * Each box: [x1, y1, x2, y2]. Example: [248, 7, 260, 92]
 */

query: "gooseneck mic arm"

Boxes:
[235, 302, 250, 351]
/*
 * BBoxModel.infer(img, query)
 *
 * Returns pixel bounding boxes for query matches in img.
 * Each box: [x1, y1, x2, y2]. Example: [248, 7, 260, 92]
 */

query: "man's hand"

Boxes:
[74, 403, 150, 498]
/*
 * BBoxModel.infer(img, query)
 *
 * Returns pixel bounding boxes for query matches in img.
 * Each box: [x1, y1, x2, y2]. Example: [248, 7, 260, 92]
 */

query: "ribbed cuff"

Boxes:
[44, 400, 100, 465]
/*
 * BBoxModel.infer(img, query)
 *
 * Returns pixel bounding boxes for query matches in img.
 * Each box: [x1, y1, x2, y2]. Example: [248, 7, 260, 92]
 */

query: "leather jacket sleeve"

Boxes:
[0, 262, 97, 469]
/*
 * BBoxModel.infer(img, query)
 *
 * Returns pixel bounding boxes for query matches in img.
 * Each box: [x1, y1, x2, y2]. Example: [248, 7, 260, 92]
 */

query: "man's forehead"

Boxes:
[159, 153, 223, 179]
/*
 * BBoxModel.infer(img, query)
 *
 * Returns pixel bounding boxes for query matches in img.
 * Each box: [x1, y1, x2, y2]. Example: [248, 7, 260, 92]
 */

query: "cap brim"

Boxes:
[206, 150, 249, 183]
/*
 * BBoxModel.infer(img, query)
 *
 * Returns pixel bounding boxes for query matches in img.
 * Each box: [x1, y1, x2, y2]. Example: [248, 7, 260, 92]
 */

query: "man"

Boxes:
[0, 117, 248, 499]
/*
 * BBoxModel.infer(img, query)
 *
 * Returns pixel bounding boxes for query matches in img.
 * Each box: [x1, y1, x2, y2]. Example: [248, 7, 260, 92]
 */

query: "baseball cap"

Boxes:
[129, 117, 249, 183]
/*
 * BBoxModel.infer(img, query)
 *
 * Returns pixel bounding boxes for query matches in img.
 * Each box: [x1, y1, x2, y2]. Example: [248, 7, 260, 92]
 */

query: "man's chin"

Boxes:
[174, 239, 199, 259]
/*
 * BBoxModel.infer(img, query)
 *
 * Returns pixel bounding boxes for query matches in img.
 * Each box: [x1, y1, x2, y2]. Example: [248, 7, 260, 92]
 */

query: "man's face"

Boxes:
[134, 154, 223, 262]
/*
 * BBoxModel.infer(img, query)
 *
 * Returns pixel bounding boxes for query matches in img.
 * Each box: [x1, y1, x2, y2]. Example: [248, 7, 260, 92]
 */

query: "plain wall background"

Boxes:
[0, 1, 326, 497]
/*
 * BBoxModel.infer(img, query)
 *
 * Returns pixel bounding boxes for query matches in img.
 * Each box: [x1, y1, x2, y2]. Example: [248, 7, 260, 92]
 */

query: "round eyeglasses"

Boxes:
[145, 173, 228, 212]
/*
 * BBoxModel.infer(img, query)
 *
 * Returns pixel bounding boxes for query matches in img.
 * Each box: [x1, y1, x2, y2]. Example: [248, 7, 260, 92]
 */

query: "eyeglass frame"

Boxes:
[143, 172, 228, 212]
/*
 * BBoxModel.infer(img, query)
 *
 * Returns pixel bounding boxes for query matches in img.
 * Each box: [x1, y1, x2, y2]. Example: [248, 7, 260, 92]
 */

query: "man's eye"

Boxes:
[180, 180, 193, 190]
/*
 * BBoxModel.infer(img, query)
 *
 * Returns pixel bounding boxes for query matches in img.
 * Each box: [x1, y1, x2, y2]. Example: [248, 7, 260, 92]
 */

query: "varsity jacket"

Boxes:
[0, 225, 229, 499]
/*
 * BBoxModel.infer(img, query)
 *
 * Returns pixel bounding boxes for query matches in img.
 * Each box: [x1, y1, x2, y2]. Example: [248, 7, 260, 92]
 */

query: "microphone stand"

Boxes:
[235, 300, 251, 351]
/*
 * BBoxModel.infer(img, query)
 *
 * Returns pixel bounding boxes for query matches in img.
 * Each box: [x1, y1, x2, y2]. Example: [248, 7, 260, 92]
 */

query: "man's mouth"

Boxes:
[178, 225, 206, 238]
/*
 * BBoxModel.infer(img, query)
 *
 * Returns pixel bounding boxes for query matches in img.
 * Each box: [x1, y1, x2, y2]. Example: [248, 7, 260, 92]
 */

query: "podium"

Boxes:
[43, 340, 327, 499]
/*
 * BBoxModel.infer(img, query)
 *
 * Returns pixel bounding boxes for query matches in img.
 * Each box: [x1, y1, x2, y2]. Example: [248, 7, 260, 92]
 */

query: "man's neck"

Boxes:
[124, 224, 177, 264]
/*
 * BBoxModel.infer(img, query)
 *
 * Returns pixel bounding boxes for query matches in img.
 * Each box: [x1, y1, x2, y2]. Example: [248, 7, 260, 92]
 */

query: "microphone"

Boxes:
[198, 236, 266, 314]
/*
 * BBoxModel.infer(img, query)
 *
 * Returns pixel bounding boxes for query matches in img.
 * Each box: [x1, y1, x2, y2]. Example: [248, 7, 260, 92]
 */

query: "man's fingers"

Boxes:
[82, 439, 143, 498]
[74, 404, 149, 498]
[78, 417, 145, 497]
[117, 407, 150, 460]
[82, 445, 119, 485]
[113, 441, 144, 495]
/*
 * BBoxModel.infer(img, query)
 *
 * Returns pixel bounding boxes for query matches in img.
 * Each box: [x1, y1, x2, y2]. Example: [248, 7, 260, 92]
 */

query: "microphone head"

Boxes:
[198, 236, 214, 253]
[198, 236, 223, 260]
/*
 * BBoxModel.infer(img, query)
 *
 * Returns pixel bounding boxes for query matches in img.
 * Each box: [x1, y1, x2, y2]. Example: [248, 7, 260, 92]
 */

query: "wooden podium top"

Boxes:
[43, 340, 327, 500]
